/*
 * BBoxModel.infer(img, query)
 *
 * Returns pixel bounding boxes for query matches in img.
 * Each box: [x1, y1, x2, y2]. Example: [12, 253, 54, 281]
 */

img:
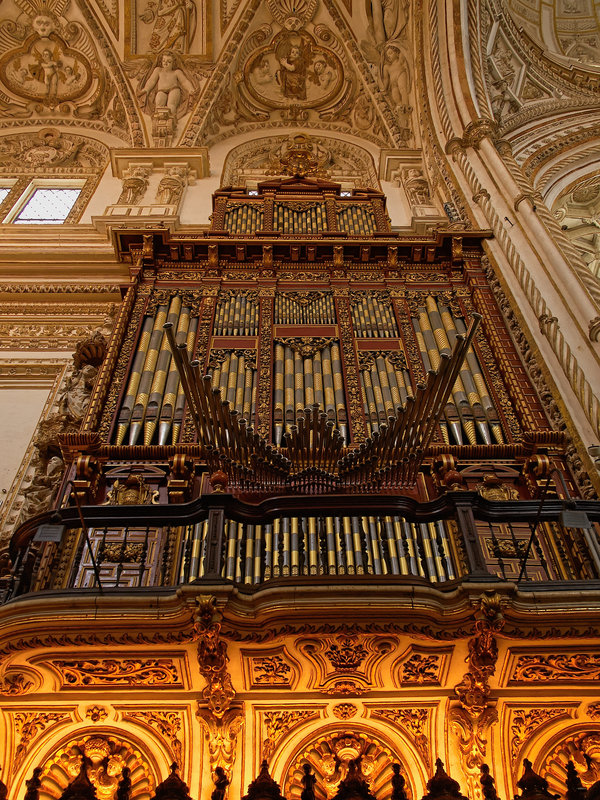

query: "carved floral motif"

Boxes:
[126, 710, 184, 763]
[261, 709, 319, 760]
[52, 659, 181, 686]
[511, 653, 600, 683]
[509, 707, 571, 763]
[13, 711, 69, 771]
[400, 654, 441, 684]
[250, 656, 292, 686]
[332, 703, 357, 720]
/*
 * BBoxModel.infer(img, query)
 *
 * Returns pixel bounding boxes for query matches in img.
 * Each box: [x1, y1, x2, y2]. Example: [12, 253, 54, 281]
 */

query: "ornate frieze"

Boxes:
[50, 658, 182, 687]
[509, 652, 600, 683]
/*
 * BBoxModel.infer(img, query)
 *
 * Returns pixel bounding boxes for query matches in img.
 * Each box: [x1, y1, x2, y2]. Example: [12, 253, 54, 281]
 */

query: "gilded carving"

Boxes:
[197, 706, 244, 782]
[332, 703, 357, 720]
[261, 709, 319, 760]
[86, 706, 108, 722]
[509, 707, 570, 764]
[126, 710, 183, 763]
[51, 658, 181, 686]
[250, 655, 292, 686]
[38, 734, 155, 800]
[449, 593, 505, 800]
[324, 636, 368, 670]
[511, 653, 600, 683]
[195, 597, 235, 719]
[13, 711, 70, 771]
[400, 654, 442, 684]
[372, 707, 430, 769]
[284, 730, 400, 800]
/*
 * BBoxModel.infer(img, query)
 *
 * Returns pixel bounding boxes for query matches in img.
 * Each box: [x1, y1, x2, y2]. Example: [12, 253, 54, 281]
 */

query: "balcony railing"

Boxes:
[3, 492, 600, 601]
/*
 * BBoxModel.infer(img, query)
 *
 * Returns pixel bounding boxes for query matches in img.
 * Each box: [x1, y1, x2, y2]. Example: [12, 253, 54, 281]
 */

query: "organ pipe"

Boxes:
[274, 293, 336, 325]
[411, 295, 503, 445]
[214, 291, 258, 336]
[208, 350, 257, 423]
[359, 352, 413, 435]
[273, 339, 348, 444]
[188, 515, 456, 583]
[114, 296, 198, 446]
[351, 293, 399, 337]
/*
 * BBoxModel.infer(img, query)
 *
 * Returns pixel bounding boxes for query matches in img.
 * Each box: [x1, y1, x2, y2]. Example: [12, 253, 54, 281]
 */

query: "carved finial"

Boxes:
[24, 767, 43, 800]
[242, 761, 285, 800]
[332, 759, 377, 800]
[301, 764, 317, 800]
[211, 767, 230, 800]
[565, 762, 585, 800]
[422, 759, 469, 800]
[391, 764, 409, 800]
[116, 768, 132, 800]
[150, 763, 194, 800]
[480, 765, 500, 800]
[514, 760, 559, 800]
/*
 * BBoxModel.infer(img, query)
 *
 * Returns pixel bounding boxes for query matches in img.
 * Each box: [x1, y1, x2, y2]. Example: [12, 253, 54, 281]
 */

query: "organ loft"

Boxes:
[0, 2, 600, 800]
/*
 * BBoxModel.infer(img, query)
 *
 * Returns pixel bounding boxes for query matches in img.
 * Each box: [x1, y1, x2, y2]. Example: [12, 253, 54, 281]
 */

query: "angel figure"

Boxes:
[275, 34, 312, 101]
[138, 50, 195, 116]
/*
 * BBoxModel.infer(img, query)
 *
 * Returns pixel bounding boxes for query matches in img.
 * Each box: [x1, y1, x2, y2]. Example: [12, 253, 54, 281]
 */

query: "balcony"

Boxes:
[4, 491, 600, 602]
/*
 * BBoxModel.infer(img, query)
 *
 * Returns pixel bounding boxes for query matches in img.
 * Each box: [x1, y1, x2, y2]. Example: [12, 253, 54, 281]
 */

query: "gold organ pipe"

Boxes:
[171, 315, 198, 444]
[144, 296, 182, 445]
[115, 314, 154, 445]
[129, 302, 170, 445]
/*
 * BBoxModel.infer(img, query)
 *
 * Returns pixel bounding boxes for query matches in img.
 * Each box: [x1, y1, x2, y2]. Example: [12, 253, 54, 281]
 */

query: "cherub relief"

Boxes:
[138, 50, 196, 116]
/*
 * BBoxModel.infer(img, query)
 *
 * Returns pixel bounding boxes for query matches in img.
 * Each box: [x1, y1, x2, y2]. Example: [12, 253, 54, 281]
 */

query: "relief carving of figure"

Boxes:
[138, 50, 195, 116]
[0, 3, 102, 117]
[275, 34, 311, 101]
[370, 0, 409, 44]
[58, 363, 98, 421]
[140, 0, 197, 53]
[381, 43, 411, 124]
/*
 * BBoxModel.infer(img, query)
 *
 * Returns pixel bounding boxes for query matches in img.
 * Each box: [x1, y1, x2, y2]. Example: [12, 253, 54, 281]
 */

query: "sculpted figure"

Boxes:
[211, 767, 229, 800]
[59, 363, 98, 421]
[370, 0, 409, 43]
[139, 51, 195, 116]
[382, 44, 410, 107]
[141, 0, 197, 53]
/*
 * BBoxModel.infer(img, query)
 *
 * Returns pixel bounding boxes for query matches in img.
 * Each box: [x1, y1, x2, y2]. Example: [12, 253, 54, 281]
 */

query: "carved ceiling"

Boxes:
[507, 0, 600, 66]
[0, 0, 416, 151]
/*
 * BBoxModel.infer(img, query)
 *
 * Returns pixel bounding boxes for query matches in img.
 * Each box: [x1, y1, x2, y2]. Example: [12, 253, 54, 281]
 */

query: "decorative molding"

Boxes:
[509, 652, 600, 683]
[49, 658, 183, 687]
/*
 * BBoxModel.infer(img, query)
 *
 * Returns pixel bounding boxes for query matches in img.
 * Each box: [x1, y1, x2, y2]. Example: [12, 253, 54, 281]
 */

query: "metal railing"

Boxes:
[3, 492, 600, 601]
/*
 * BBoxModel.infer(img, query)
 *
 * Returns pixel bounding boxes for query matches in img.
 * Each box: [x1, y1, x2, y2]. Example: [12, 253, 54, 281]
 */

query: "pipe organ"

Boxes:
[213, 291, 259, 336]
[274, 292, 336, 325]
[92, 173, 566, 506]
